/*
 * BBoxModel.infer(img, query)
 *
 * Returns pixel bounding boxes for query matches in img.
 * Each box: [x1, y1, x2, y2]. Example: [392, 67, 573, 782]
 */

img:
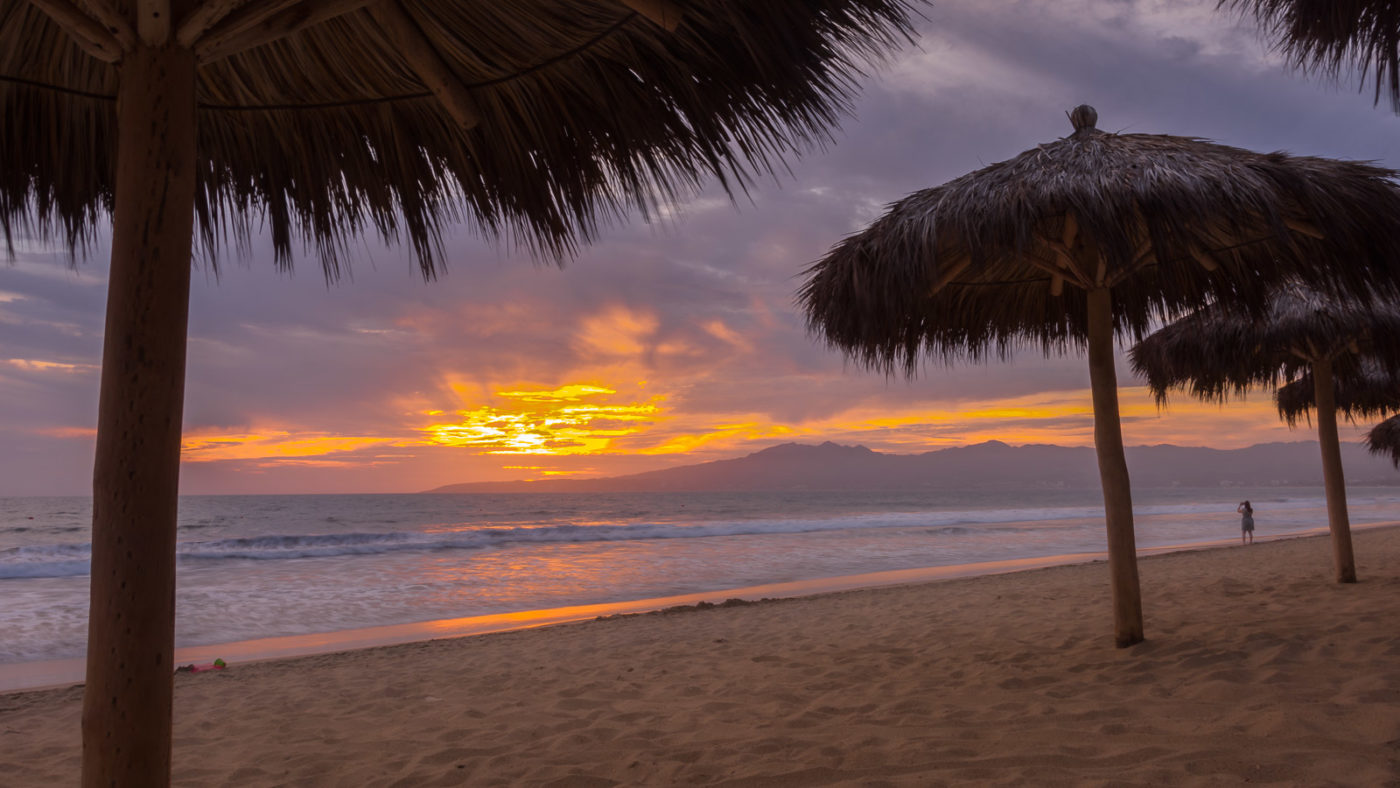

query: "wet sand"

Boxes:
[4, 526, 1399, 786]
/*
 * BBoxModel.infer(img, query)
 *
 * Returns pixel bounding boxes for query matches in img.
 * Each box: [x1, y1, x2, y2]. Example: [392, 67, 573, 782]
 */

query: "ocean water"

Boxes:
[2, 487, 1398, 665]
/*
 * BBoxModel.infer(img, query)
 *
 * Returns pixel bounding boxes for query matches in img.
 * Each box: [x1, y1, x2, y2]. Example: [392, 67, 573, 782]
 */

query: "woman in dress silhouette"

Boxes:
[1237, 500, 1255, 545]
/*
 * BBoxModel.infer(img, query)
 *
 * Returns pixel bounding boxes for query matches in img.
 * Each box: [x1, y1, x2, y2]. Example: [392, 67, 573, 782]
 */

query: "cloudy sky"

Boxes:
[4, 0, 1398, 495]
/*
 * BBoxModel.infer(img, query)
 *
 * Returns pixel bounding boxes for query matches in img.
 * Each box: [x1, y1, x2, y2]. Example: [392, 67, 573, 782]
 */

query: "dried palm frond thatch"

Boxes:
[1225, 0, 1400, 111]
[800, 105, 1400, 648]
[801, 115, 1400, 375]
[2, 0, 915, 274]
[1129, 280, 1400, 404]
[1129, 280, 1400, 584]
[1366, 414, 1400, 466]
[4, 2, 919, 782]
[1275, 359, 1400, 426]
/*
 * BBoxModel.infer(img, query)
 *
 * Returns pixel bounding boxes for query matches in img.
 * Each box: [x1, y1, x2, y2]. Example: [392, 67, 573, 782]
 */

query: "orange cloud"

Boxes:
[639, 422, 800, 455]
[704, 322, 753, 353]
[495, 384, 615, 403]
[573, 305, 657, 359]
[6, 358, 98, 374]
[245, 458, 404, 469]
[34, 426, 97, 439]
[181, 429, 400, 463]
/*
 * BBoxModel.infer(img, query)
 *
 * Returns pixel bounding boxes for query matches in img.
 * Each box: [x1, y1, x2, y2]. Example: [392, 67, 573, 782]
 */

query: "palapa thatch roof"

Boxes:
[1226, 0, 1400, 111]
[799, 107, 1400, 374]
[0, 0, 914, 276]
[1275, 359, 1400, 425]
[1366, 414, 1400, 466]
[1129, 280, 1400, 403]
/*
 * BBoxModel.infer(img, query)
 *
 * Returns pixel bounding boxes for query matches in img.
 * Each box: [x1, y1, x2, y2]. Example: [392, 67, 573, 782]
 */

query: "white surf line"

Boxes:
[4, 521, 1396, 693]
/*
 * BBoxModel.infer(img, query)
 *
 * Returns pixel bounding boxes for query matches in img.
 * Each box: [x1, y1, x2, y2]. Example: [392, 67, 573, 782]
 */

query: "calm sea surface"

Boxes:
[3, 487, 1398, 664]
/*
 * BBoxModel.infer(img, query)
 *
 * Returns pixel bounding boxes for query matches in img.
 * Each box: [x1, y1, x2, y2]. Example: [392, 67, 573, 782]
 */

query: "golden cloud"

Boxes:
[423, 383, 665, 455]
[573, 305, 658, 359]
[181, 429, 400, 463]
[5, 358, 99, 374]
[34, 426, 98, 439]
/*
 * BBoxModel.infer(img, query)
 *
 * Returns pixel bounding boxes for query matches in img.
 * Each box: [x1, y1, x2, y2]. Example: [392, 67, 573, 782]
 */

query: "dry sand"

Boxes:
[4, 528, 1400, 786]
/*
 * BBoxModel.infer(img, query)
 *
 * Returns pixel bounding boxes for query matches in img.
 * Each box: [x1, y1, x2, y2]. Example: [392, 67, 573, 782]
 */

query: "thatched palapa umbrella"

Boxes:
[1226, 0, 1400, 111]
[1367, 415, 1400, 465]
[1, 1, 915, 783]
[800, 105, 1400, 648]
[1275, 359, 1400, 426]
[1130, 281, 1400, 583]
[1277, 360, 1400, 471]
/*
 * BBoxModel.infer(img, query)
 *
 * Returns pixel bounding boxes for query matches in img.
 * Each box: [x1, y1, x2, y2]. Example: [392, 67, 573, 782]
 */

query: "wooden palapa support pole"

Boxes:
[80, 38, 198, 787]
[1085, 286, 1144, 647]
[1310, 357, 1359, 583]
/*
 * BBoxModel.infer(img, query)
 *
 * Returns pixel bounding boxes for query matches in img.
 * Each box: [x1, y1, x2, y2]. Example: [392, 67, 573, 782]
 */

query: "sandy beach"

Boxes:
[4, 527, 1400, 786]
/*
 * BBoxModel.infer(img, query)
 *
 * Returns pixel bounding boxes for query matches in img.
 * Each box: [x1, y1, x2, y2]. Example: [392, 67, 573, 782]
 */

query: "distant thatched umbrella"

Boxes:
[2, 2, 915, 783]
[1275, 360, 1400, 426]
[1130, 281, 1400, 583]
[1226, 0, 1400, 111]
[1278, 360, 1400, 473]
[800, 105, 1400, 648]
[1367, 415, 1400, 465]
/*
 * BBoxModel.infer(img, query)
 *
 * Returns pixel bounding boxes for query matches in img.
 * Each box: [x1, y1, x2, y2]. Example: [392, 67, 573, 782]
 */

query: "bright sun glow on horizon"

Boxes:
[423, 384, 664, 455]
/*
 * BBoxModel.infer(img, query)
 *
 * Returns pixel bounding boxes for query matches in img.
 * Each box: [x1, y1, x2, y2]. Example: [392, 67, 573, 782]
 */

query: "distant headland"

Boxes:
[424, 440, 1400, 494]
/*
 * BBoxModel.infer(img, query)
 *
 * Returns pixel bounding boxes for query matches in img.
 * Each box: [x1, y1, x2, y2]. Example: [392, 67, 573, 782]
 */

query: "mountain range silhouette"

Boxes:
[426, 440, 1400, 493]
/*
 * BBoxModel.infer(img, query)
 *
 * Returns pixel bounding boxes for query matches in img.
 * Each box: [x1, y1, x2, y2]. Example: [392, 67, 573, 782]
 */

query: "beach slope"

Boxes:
[4, 528, 1399, 785]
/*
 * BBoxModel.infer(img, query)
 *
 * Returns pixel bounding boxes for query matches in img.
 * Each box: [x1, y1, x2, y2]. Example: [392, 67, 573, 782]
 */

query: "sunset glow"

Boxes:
[423, 385, 664, 455]
[167, 382, 1364, 486]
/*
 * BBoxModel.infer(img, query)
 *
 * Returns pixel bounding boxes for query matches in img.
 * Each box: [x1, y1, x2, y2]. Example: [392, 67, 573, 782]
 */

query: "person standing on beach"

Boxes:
[1238, 501, 1255, 545]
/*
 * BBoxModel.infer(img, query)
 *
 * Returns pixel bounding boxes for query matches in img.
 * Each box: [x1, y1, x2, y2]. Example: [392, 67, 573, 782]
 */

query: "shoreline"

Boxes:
[5, 524, 1400, 784]
[5, 521, 1392, 694]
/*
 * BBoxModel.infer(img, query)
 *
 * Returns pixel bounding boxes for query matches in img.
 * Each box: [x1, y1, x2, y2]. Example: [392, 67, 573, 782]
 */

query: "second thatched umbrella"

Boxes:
[1367, 415, 1400, 466]
[1277, 359, 1400, 473]
[801, 105, 1400, 647]
[1276, 359, 1400, 426]
[1130, 281, 1400, 583]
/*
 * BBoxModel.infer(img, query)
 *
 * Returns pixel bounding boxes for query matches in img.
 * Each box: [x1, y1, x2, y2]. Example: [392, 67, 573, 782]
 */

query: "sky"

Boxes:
[3, 0, 1399, 496]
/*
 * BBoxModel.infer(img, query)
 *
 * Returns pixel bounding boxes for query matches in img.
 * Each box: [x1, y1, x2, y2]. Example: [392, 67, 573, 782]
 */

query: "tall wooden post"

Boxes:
[81, 40, 198, 787]
[1311, 358, 1358, 583]
[1085, 287, 1144, 647]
